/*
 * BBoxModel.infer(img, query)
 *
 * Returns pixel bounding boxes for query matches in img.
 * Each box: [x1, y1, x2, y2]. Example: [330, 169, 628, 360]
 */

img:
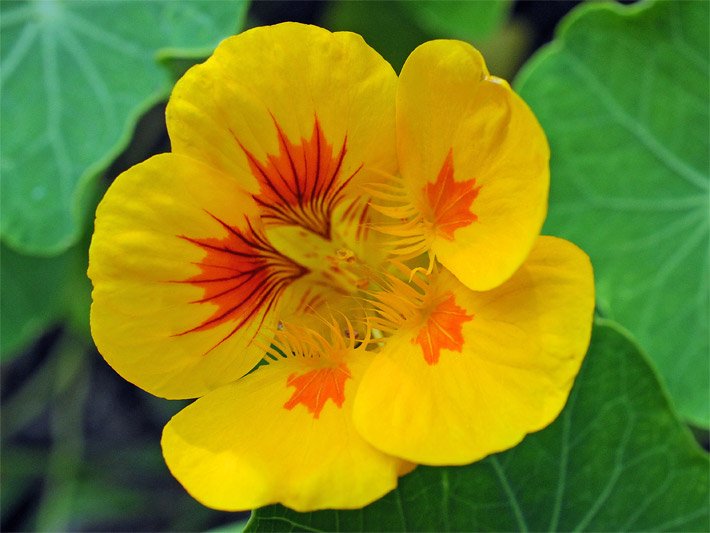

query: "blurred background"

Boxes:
[3, 0, 706, 531]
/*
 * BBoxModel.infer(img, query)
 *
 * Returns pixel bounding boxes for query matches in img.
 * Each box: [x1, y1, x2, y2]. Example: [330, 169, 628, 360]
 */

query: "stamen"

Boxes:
[364, 266, 427, 334]
[365, 149, 481, 258]
[256, 315, 370, 419]
[365, 263, 474, 365]
[364, 172, 433, 260]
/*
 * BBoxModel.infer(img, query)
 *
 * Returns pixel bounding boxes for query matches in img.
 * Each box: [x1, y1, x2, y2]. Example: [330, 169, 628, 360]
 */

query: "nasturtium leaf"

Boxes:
[514, 0, 709, 427]
[1, 226, 94, 361]
[208, 520, 249, 533]
[0, 0, 249, 255]
[0, 243, 70, 359]
[247, 321, 709, 532]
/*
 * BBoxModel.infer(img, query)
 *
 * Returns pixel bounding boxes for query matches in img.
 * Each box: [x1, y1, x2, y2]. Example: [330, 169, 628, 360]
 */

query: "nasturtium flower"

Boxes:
[89, 23, 594, 512]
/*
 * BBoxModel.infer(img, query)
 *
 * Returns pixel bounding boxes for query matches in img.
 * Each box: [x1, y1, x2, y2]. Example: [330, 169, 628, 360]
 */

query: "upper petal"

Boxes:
[353, 236, 594, 464]
[396, 40, 549, 290]
[167, 23, 398, 237]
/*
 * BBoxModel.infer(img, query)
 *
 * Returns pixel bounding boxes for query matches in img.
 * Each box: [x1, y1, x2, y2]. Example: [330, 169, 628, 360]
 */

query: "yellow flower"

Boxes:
[89, 23, 594, 512]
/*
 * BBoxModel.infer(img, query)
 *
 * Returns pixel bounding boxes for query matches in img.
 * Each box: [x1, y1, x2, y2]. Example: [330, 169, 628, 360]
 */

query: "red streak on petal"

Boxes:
[175, 214, 307, 351]
[237, 116, 362, 240]
[283, 363, 351, 419]
[425, 149, 480, 239]
[413, 293, 473, 365]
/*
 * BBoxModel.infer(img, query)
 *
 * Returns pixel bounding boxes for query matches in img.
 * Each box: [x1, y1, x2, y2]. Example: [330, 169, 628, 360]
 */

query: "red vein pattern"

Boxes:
[237, 116, 362, 240]
[176, 213, 308, 352]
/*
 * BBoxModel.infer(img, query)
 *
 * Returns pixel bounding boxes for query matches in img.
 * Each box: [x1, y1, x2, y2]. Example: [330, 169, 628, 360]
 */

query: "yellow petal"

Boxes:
[162, 332, 412, 512]
[167, 23, 397, 238]
[89, 154, 303, 399]
[396, 40, 549, 290]
[353, 236, 594, 465]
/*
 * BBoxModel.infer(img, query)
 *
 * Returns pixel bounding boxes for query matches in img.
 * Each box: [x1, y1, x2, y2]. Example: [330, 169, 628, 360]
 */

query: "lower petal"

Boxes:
[162, 347, 412, 511]
[353, 236, 594, 464]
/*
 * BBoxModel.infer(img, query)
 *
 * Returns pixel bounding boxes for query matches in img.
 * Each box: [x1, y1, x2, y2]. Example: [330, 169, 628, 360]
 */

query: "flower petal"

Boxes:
[89, 154, 302, 399]
[167, 23, 397, 238]
[396, 40, 549, 290]
[353, 236, 594, 464]
[162, 345, 411, 511]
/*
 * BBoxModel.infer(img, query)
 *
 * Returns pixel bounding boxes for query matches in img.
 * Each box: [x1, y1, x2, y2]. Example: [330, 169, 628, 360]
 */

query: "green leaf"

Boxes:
[208, 519, 250, 533]
[247, 322, 709, 532]
[0, 243, 71, 359]
[514, 0, 709, 426]
[0, 223, 94, 361]
[0, 0, 249, 255]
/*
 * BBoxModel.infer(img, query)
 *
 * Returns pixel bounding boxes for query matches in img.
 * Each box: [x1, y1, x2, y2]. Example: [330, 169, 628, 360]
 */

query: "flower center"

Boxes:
[266, 225, 373, 298]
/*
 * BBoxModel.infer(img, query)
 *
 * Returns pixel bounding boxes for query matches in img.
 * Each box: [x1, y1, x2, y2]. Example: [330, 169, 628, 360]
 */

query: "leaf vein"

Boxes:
[490, 456, 529, 532]
[563, 51, 707, 191]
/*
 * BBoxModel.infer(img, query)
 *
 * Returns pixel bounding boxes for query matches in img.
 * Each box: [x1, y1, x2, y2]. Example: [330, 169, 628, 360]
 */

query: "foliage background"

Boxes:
[1, 0, 708, 531]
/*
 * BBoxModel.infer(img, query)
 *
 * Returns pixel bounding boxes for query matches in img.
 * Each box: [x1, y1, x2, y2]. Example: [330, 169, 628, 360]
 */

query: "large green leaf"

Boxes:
[515, 0, 709, 426]
[0, 0, 249, 255]
[247, 322, 709, 532]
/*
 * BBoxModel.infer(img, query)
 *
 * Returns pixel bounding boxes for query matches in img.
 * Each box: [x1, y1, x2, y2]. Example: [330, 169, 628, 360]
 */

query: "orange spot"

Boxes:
[413, 293, 473, 365]
[425, 149, 480, 239]
[284, 363, 351, 418]
[176, 214, 307, 351]
[238, 117, 362, 240]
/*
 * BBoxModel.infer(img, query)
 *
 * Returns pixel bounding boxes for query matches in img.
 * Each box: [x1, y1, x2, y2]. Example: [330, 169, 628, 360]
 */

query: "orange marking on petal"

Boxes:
[238, 116, 362, 240]
[413, 292, 473, 365]
[176, 214, 308, 351]
[425, 149, 480, 239]
[283, 363, 351, 418]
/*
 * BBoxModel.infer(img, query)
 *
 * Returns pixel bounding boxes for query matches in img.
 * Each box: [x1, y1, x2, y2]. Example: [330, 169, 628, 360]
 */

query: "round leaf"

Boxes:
[515, 0, 709, 426]
[0, 0, 249, 255]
